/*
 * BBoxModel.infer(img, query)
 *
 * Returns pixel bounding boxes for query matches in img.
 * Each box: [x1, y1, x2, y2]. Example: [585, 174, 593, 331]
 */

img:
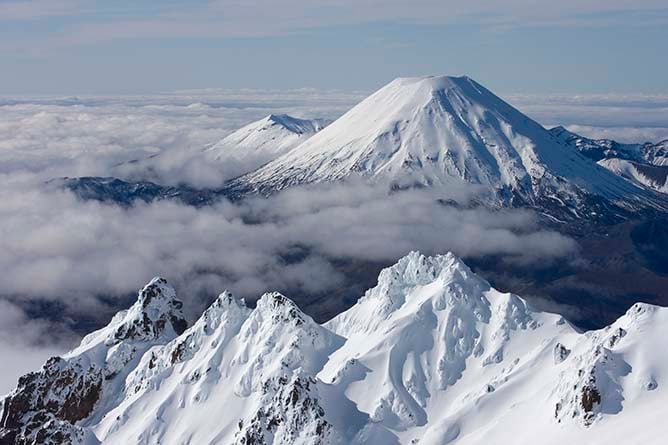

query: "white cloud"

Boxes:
[0, 90, 363, 186]
[0, 179, 577, 312]
[562, 125, 668, 143]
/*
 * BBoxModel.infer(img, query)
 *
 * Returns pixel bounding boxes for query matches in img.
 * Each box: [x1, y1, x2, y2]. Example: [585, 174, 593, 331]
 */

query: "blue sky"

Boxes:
[1, 0, 667, 94]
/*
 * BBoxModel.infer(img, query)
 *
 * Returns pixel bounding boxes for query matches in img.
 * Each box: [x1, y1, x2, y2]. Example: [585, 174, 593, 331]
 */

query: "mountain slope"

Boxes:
[225, 76, 657, 214]
[52, 176, 222, 207]
[2, 252, 667, 444]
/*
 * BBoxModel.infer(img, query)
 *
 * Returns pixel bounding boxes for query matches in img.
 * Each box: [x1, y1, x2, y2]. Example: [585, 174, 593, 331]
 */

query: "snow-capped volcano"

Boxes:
[2, 252, 667, 444]
[225, 76, 654, 211]
[205, 114, 328, 169]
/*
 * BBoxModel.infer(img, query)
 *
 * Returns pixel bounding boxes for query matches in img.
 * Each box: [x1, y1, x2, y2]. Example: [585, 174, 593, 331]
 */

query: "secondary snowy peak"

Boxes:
[205, 114, 328, 169]
[3, 255, 668, 444]
[321, 252, 668, 443]
[325, 251, 488, 334]
[322, 251, 560, 433]
[227, 76, 646, 207]
[87, 289, 346, 444]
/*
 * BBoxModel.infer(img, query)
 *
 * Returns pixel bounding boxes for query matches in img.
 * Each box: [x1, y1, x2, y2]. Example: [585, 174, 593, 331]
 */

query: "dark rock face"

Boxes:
[0, 357, 102, 444]
[53, 176, 229, 207]
[553, 343, 571, 364]
[113, 278, 188, 343]
[581, 379, 602, 421]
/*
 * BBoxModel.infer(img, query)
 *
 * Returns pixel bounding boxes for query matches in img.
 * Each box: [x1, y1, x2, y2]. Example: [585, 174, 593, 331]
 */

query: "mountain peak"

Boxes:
[4, 253, 668, 444]
[255, 291, 309, 326]
[227, 74, 648, 212]
[385, 74, 476, 91]
[367, 251, 476, 302]
[113, 277, 188, 342]
[325, 251, 491, 337]
[374, 250, 468, 289]
[72, 277, 188, 354]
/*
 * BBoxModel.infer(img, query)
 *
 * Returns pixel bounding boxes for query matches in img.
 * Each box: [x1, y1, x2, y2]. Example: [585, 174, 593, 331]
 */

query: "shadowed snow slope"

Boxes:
[227, 76, 657, 212]
[2, 253, 667, 444]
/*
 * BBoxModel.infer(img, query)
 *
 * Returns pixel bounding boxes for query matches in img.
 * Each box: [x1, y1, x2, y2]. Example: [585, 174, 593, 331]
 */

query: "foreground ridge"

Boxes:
[1, 253, 667, 444]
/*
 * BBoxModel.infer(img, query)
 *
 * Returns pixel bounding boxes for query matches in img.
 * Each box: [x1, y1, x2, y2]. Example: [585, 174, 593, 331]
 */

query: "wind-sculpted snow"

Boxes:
[2, 253, 668, 444]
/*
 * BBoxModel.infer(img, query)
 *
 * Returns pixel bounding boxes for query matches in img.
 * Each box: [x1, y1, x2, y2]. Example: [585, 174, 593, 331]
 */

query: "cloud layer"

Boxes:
[0, 90, 364, 187]
[0, 299, 76, 395]
[507, 93, 668, 142]
[0, 178, 577, 313]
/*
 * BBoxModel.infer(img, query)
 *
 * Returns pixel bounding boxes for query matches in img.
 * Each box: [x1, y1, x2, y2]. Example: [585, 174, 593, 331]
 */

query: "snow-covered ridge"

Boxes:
[2, 253, 667, 444]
